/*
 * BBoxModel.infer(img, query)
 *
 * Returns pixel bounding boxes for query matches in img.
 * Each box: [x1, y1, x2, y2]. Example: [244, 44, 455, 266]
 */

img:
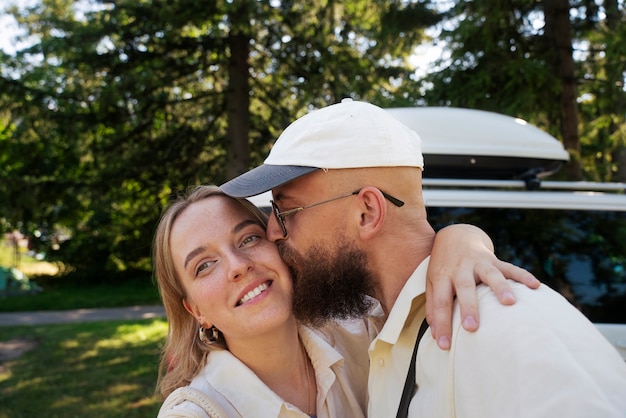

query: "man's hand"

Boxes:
[426, 224, 540, 350]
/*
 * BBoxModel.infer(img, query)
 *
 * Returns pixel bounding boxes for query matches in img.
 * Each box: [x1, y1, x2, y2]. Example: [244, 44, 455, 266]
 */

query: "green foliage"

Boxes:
[419, 0, 626, 182]
[2, 0, 624, 277]
[0, 0, 436, 276]
[421, 1, 561, 125]
[575, 4, 626, 181]
[0, 238, 160, 310]
[0, 319, 167, 418]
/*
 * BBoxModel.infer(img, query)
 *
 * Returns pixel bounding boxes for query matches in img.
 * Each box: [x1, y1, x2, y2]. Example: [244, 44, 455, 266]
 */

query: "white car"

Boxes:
[249, 106, 626, 360]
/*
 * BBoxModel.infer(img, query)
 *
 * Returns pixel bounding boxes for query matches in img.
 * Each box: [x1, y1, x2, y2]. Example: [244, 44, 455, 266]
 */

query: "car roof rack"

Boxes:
[422, 178, 626, 192]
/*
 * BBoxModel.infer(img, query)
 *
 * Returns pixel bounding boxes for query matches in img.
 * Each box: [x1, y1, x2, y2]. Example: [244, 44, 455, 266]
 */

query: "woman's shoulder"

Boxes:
[157, 378, 239, 418]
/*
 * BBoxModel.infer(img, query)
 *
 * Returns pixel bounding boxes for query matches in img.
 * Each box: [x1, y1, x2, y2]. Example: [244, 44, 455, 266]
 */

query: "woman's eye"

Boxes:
[195, 261, 213, 277]
[241, 234, 260, 247]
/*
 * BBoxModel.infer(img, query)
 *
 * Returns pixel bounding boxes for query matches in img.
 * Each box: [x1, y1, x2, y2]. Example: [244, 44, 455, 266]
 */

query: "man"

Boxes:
[221, 99, 626, 416]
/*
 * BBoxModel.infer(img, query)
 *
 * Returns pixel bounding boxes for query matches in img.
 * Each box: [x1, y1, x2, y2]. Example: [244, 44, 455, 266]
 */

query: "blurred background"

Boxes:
[0, 0, 624, 416]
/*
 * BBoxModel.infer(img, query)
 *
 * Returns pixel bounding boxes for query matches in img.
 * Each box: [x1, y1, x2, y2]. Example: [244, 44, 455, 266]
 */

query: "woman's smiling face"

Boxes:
[170, 195, 295, 345]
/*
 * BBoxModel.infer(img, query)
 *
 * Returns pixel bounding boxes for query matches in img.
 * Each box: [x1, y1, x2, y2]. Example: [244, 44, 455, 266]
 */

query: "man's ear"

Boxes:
[356, 186, 386, 240]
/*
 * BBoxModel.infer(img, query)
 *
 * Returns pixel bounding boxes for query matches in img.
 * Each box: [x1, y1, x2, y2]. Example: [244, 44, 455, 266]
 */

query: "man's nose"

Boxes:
[266, 212, 285, 242]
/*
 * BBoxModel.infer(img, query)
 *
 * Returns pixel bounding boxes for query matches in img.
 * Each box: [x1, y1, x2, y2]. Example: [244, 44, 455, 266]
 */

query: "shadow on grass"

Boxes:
[0, 318, 168, 418]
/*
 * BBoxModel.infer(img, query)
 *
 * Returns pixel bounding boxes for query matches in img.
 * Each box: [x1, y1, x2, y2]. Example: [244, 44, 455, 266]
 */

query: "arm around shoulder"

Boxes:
[427, 224, 539, 349]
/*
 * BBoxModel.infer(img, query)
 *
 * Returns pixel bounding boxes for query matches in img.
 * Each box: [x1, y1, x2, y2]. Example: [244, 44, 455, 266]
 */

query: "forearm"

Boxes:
[433, 224, 494, 255]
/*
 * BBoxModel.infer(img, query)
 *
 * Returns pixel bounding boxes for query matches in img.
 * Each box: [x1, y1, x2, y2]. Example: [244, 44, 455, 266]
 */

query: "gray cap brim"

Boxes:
[220, 164, 318, 198]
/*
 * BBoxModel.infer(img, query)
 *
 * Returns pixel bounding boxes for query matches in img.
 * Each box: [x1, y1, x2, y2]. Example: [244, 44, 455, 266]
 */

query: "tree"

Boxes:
[544, 0, 582, 179]
[0, 0, 438, 276]
[420, 0, 626, 182]
[574, 0, 626, 182]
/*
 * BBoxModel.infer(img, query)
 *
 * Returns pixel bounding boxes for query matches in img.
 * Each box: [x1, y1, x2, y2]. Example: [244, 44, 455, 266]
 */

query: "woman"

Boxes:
[156, 185, 372, 417]
[154, 185, 532, 417]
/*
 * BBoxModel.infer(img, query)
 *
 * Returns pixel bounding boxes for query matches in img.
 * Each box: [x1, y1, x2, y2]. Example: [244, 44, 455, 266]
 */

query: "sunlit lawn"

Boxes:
[0, 241, 161, 313]
[0, 241, 58, 275]
[0, 318, 168, 418]
[0, 279, 162, 313]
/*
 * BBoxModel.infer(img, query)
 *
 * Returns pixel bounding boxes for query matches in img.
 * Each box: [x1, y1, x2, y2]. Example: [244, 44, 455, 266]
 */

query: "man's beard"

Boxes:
[278, 238, 375, 327]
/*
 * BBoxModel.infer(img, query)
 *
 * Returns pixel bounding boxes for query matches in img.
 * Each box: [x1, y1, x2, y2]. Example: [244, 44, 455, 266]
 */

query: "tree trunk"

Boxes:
[543, 0, 583, 180]
[225, 6, 251, 181]
[604, 0, 626, 182]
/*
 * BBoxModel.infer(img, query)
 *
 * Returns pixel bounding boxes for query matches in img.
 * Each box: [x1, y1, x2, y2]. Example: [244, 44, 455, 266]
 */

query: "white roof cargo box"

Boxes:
[385, 107, 569, 180]
[247, 106, 572, 207]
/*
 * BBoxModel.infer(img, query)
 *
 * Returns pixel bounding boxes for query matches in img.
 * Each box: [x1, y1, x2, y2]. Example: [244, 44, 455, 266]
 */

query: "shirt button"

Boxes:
[377, 358, 384, 367]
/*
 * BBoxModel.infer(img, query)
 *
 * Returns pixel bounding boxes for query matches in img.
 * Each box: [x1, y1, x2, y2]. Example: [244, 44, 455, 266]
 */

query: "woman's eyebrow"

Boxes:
[184, 246, 206, 270]
[183, 220, 261, 269]
[232, 219, 261, 234]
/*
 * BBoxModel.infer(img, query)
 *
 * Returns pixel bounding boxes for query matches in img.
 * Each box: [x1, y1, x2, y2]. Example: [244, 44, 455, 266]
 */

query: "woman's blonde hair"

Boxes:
[153, 185, 268, 398]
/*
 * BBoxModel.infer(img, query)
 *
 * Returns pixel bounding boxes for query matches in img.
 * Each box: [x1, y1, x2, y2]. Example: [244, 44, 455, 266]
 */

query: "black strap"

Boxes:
[395, 317, 429, 418]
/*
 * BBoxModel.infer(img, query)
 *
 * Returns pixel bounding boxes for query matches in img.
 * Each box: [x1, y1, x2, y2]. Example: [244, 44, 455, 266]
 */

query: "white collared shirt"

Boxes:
[367, 257, 428, 417]
[159, 318, 373, 418]
[367, 256, 626, 418]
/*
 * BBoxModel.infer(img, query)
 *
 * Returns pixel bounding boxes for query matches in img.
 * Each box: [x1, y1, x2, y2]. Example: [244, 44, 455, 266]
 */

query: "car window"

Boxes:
[428, 206, 626, 324]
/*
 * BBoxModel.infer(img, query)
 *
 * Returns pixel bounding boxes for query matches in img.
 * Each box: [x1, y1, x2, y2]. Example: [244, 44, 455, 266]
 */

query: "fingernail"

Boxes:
[503, 290, 516, 303]
[437, 336, 450, 350]
[463, 316, 477, 330]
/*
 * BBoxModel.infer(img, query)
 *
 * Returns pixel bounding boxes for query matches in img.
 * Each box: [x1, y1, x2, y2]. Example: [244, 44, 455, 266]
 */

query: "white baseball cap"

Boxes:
[220, 99, 424, 197]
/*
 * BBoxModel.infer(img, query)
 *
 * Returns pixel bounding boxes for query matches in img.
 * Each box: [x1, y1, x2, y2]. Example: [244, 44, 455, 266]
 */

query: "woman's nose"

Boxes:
[227, 252, 253, 281]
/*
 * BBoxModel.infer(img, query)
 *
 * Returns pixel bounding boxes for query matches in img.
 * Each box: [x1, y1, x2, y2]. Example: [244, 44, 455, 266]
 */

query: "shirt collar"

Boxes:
[374, 256, 429, 345]
[202, 324, 345, 417]
[300, 324, 344, 403]
[203, 349, 287, 417]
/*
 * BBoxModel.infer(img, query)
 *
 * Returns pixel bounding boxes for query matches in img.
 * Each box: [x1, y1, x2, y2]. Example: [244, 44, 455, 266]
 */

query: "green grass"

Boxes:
[0, 277, 162, 313]
[0, 241, 162, 312]
[0, 244, 168, 417]
[0, 318, 168, 418]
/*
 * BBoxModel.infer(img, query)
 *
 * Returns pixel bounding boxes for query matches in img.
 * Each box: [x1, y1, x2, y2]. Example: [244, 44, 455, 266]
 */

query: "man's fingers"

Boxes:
[453, 273, 480, 332]
[473, 262, 517, 305]
[425, 278, 455, 350]
[426, 260, 539, 349]
[496, 261, 540, 289]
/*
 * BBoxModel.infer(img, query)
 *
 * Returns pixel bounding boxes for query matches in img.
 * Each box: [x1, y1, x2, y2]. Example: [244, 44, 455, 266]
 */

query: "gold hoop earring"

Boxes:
[198, 325, 208, 343]
[199, 325, 219, 344]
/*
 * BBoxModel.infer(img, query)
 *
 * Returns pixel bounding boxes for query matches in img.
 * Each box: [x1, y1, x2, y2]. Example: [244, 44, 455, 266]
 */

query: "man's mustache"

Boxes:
[277, 243, 300, 272]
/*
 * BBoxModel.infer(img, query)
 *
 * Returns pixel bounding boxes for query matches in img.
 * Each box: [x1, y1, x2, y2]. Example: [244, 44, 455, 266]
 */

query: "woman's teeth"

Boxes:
[238, 282, 269, 305]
